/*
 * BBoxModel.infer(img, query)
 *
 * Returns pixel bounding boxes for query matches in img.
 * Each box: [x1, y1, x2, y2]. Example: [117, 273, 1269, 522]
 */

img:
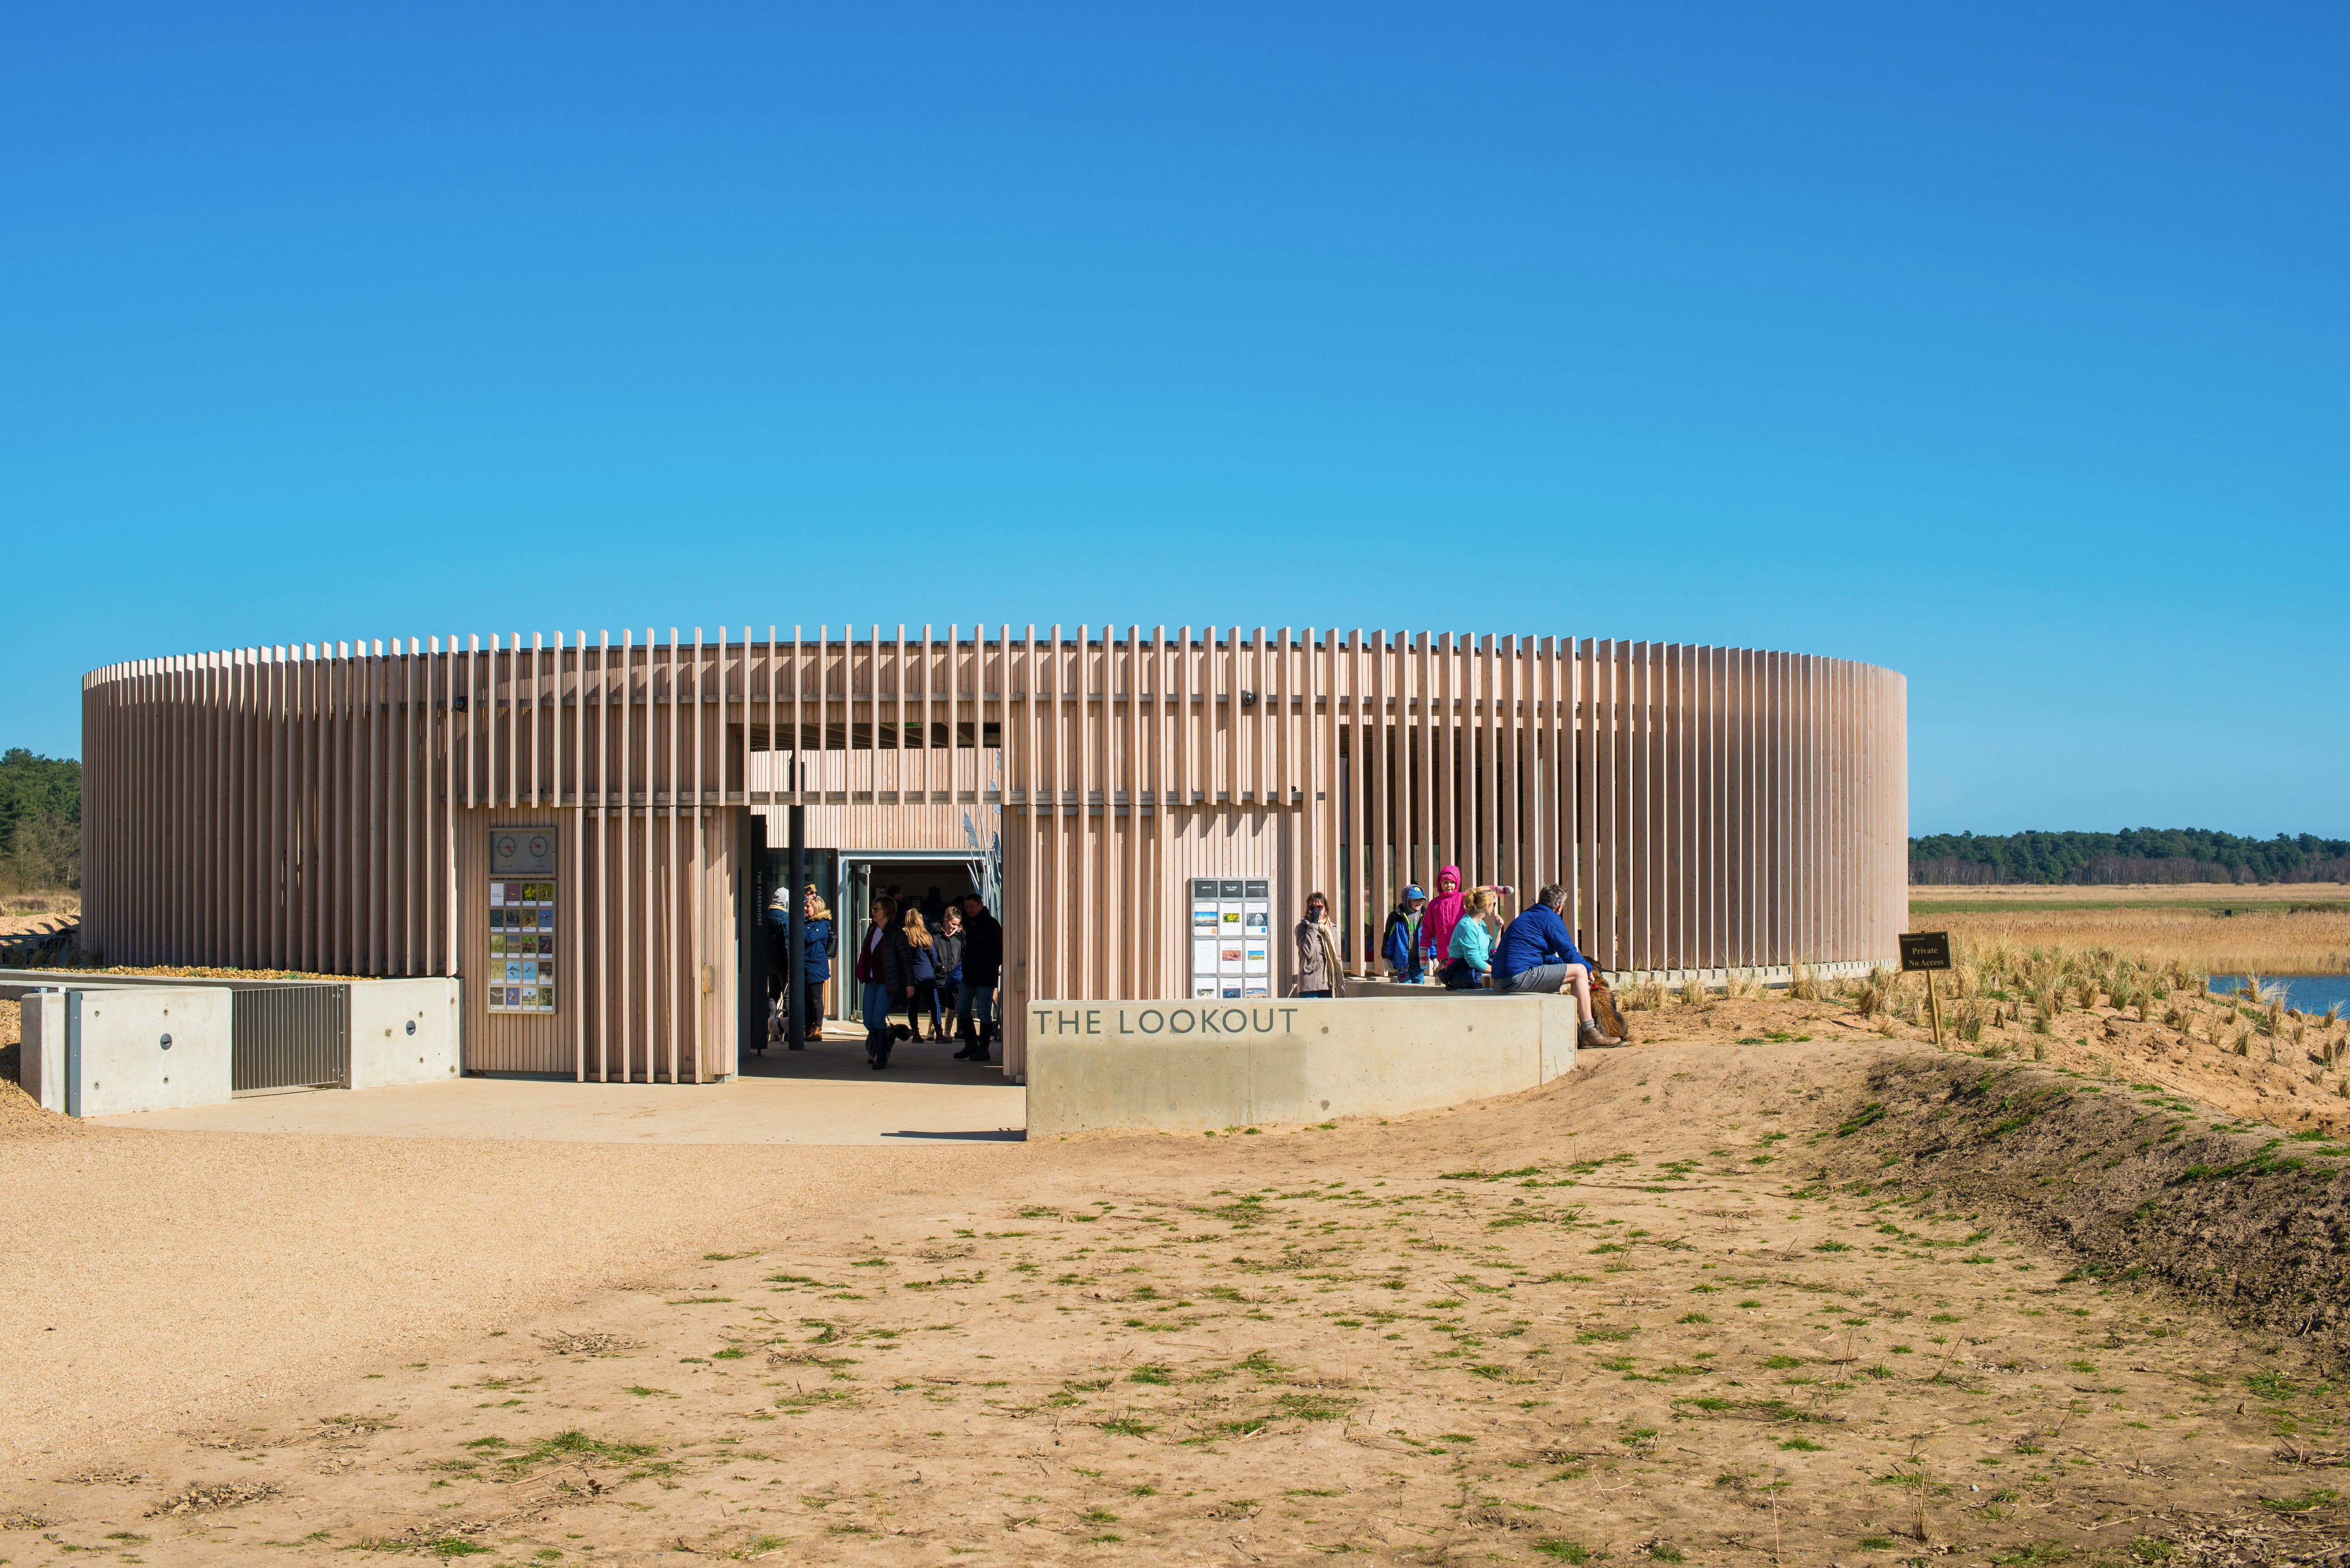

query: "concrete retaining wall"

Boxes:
[1023, 994, 1579, 1136]
[9, 973, 460, 1112]
[1344, 960, 1879, 1000]
[20, 990, 62, 1113]
[20, 985, 233, 1117]
[348, 978, 461, 1089]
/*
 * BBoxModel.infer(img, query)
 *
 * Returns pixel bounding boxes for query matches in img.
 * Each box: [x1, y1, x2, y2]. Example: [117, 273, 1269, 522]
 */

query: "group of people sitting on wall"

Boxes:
[1292, 865, 1625, 1048]
[762, 883, 1004, 1071]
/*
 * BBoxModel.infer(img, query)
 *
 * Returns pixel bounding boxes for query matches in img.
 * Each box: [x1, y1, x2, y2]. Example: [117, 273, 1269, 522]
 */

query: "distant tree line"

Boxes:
[0, 748, 80, 893]
[1910, 827, 2350, 886]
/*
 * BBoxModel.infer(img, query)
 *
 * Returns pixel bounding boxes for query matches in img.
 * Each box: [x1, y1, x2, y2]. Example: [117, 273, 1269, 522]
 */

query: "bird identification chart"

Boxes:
[1189, 877, 1272, 999]
[489, 828, 559, 1014]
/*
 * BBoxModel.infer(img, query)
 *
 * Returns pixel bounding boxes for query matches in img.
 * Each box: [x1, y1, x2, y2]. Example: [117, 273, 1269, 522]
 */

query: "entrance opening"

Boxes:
[746, 847, 991, 1036]
[839, 854, 989, 1023]
[734, 839, 1011, 1103]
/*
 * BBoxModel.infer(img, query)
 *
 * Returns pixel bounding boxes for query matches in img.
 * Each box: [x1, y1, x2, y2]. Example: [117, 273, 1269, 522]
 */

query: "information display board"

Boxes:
[1189, 877, 1271, 1000]
[489, 828, 558, 1014]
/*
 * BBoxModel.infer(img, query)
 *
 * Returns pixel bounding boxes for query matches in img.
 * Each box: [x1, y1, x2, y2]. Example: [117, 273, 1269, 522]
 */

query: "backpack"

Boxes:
[1382, 910, 1417, 971]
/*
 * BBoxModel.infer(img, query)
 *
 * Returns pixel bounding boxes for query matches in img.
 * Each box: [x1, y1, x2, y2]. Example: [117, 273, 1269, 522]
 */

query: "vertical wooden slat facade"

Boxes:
[82, 630, 1907, 1084]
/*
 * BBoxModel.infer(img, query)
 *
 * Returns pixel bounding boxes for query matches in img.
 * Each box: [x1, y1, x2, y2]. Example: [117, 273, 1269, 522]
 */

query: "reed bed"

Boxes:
[0, 891, 78, 917]
[1912, 882, 2344, 910]
[1927, 905, 2350, 977]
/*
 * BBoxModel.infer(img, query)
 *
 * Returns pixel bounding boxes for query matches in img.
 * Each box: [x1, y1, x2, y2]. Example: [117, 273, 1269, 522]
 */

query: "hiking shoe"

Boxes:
[1579, 1021, 1623, 1048]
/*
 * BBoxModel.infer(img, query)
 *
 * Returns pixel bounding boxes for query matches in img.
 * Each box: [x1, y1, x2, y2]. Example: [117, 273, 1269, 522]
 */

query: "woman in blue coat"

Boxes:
[798, 892, 834, 1047]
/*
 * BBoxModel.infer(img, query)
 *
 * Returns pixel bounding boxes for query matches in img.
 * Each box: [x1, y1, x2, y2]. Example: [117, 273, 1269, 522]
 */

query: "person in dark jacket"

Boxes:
[902, 910, 941, 1042]
[798, 892, 834, 1047]
[856, 896, 911, 1068]
[930, 908, 966, 1044]
[954, 893, 1003, 1061]
[760, 890, 793, 1051]
[1492, 883, 1619, 1046]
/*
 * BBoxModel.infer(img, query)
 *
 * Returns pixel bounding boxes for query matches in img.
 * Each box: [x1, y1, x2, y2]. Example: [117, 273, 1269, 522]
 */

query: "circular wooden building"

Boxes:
[80, 626, 1907, 1080]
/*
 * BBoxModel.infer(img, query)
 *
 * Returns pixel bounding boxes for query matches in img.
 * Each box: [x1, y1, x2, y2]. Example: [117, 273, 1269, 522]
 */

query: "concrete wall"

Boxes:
[19, 985, 232, 1117]
[1344, 960, 1880, 1001]
[348, 977, 461, 1089]
[9, 973, 460, 1110]
[21, 989, 63, 1113]
[1023, 993, 1579, 1136]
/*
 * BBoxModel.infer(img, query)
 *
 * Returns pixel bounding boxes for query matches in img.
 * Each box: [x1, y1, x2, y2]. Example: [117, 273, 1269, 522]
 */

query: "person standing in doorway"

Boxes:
[1294, 892, 1341, 998]
[857, 896, 907, 1068]
[902, 909, 940, 1042]
[931, 906, 966, 1043]
[798, 891, 834, 1047]
[761, 888, 793, 1050]
[954, 892, 1002, 1061]
[921, 885, 948, 928]
[1381, 885, 1427, 982]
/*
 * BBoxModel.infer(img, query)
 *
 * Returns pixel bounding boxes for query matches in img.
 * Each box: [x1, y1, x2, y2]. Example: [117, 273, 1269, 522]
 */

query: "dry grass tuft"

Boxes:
[1617, 976, 1668, 1012]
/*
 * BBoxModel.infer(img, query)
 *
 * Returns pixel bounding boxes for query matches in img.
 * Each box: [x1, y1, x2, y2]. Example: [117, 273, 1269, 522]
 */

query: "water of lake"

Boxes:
[2211, 974, 2350, 1016]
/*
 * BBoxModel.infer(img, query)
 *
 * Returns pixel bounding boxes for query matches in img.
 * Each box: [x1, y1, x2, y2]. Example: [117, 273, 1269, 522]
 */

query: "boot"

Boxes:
[1579, 1019, 1623, 1049]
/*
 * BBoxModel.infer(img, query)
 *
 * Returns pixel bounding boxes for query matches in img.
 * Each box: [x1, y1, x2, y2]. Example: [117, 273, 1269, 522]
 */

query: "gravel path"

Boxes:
[0, 1116, 1018, 1470]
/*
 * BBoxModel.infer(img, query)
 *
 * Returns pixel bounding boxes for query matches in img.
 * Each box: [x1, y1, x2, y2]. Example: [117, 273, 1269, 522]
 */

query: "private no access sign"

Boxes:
[1899, 931, 1951, 972]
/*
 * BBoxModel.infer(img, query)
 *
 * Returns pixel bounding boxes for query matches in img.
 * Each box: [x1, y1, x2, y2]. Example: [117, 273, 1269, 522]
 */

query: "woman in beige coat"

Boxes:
[1294, 892, 1341, 998]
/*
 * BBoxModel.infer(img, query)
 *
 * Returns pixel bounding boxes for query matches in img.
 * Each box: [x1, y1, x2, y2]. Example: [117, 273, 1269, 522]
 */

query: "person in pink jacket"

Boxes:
[1419, 866, 1465, 974]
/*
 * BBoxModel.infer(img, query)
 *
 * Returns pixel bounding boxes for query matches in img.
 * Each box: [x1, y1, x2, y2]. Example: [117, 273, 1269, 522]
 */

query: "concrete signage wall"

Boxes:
[1023, 994, 1580, 1136]
[19, 986, 231, 1117]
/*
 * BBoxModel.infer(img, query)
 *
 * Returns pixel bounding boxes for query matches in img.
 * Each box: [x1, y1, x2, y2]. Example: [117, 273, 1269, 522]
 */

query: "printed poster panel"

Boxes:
[487, 837, 559, 1015]
[1189, 876, 1278, 1002]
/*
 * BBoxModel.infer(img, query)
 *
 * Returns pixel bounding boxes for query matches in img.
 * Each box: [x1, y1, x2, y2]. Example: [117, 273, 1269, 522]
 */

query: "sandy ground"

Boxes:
[9, 993, 2350, 1564]
[0, 912, 76, 937]
[0, 1119, 1010, 1476]
[87, 1031, 1026, 1146]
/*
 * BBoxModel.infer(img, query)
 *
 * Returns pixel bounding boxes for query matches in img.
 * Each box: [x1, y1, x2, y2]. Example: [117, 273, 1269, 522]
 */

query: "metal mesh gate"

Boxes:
[231, 985, 350, 1092]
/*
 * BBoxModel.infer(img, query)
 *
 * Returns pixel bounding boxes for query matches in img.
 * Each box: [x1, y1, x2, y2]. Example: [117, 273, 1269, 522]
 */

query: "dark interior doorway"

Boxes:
[841, 855, 989, 1023]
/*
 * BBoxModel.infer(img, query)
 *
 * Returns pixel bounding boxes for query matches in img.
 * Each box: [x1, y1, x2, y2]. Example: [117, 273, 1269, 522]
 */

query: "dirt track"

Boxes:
[9, 999, 2350, 1564]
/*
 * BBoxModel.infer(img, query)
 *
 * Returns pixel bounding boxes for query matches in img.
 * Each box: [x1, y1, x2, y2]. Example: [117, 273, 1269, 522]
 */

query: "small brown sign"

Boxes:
[1899, 931, 1951, 973]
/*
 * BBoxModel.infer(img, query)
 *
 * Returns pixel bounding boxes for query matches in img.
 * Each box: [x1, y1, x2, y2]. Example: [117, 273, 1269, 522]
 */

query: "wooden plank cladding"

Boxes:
[80, 628, 1906, 1084]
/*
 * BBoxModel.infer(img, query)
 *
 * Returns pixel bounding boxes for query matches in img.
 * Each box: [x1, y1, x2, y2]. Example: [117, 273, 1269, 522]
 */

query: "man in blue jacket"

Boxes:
[1492, 883, 1621, 1047]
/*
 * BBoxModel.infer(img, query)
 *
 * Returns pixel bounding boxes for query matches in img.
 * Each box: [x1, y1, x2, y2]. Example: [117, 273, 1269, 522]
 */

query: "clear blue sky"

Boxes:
[5, 4, 2342, 836]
